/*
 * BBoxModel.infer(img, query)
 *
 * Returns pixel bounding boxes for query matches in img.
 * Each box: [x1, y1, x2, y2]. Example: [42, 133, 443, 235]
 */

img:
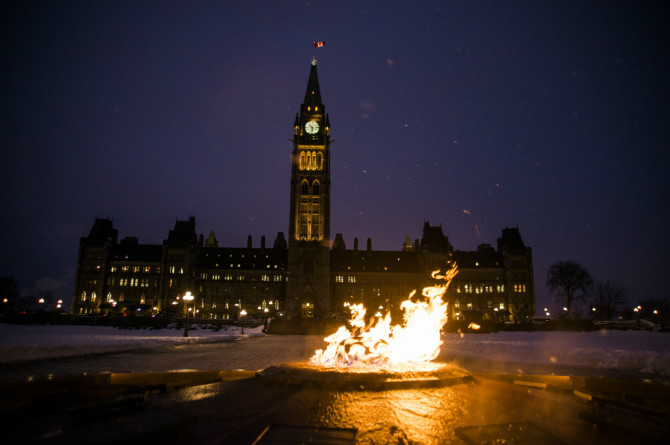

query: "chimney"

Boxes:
[247, 235, 252, 249]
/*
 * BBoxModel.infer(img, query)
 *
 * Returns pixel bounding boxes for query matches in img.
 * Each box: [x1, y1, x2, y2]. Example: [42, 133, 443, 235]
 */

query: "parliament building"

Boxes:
[72, 60, 536, 324]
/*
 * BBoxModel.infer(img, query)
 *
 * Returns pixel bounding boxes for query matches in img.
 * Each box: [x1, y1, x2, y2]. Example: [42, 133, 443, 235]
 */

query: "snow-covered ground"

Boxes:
[0, 324, 668, 378]
[0, 323, 262, 363]
[439, 330, 670, 376]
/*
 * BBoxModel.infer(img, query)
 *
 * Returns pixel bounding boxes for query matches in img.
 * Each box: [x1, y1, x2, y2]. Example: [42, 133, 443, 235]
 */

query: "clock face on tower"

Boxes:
[305, 121, 320, 134]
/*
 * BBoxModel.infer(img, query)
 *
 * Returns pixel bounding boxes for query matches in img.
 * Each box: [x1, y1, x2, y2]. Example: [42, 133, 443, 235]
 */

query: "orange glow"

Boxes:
[310, 264, 458, 369]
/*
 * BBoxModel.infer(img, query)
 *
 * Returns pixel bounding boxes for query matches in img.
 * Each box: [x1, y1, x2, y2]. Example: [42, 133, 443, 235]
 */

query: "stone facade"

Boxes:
[72, 61, 535, 322]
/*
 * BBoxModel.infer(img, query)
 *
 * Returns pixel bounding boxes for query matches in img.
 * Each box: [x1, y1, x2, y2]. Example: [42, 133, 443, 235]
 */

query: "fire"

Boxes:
[310, 264, 458, 370]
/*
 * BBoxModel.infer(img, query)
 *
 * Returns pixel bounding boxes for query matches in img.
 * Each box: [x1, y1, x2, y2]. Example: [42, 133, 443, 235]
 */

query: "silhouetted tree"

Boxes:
[591, 280, 626, 321]
[546, 261, 593, 318]
[0, 276, 21, 312]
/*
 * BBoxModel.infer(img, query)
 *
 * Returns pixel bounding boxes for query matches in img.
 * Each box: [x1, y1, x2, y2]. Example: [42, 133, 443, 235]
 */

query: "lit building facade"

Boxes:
[72, 60, 535, 322]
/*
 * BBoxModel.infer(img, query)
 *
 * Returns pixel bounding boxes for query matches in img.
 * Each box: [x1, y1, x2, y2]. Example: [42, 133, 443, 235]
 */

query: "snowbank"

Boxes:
[1, 324, 668, 377]
[0, 324, 262, 363]
[440, 330, 670, 376]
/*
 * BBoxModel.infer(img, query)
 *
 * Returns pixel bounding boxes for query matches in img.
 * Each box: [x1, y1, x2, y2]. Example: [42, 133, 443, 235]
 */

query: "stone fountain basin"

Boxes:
[257, 361, 474, 390]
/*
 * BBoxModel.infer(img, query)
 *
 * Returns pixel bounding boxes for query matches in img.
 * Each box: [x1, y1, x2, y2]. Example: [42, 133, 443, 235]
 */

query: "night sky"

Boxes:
[2, 1, 668, 313]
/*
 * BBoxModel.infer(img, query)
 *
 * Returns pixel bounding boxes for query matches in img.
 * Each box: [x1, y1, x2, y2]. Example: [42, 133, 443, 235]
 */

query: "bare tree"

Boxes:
[546, 261, 593, 319]
[592, 280, 626, 320]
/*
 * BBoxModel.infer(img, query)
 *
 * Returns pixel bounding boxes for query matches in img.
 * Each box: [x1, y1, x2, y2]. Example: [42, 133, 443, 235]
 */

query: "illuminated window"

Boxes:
[347, 276, 356, 283]
[107, 293, 112, 302]
[336, 275, 344, 283]
[312, 180, 320, 195]
[91, 292, 96, 302]
[81, 292, 86, 302]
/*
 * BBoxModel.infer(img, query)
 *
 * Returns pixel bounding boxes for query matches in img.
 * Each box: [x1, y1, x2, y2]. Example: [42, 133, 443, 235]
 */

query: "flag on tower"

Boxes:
[314, 41, 325, 48]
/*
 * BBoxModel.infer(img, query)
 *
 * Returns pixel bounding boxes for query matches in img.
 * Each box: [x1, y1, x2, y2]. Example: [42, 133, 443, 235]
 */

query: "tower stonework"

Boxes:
[71, 59, 536, 327]
[286, 59, 331, 319]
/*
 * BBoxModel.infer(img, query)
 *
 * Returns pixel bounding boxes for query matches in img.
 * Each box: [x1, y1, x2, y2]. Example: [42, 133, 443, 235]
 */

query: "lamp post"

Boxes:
[182, 292, 194, 337]
[240, 309, 247, 334]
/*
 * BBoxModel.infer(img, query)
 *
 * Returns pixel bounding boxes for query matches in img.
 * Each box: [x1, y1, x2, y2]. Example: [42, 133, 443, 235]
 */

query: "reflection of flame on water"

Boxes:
[310, 263, 458, 370]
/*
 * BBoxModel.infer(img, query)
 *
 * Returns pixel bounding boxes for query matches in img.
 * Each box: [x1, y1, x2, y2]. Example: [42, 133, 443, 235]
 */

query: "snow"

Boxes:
[0, 323, 262, 363]
[439, 330, 670, 376]
[0, 324, 668, 378]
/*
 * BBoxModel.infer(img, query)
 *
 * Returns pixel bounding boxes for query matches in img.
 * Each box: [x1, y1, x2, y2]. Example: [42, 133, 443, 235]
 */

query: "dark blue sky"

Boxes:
[2, 1, 668, 313]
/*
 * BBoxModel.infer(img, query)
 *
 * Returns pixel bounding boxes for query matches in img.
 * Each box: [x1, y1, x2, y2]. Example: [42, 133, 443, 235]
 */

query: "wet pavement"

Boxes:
[2, 334, 669, 444]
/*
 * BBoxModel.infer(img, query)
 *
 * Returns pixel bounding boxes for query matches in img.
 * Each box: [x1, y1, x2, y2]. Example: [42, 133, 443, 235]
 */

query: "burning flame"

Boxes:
[310, 264, 458, 370]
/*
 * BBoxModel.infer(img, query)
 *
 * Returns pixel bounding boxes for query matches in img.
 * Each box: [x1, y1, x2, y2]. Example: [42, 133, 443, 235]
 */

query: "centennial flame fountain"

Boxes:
[258, 263, 474, 389]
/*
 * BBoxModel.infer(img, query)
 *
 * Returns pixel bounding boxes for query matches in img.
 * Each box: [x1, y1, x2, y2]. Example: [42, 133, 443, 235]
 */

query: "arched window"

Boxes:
[91, 292, 97, 302]
[312, 180, 320, 195]
[81, 291, 87, 302]
[299, 152, 305, 170]
[301, 301, 314, 318]
[301, 180, 309, 195]
[317, 152, 323, 170]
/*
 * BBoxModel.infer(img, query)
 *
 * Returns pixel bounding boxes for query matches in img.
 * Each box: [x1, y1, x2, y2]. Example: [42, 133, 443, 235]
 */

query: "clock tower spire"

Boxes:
[286, 59, 331, 319]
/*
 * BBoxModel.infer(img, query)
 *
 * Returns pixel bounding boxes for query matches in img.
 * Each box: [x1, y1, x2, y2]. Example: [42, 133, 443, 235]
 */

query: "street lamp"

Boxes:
[240, 309, 247, 334]
[182, 292, 194, 337]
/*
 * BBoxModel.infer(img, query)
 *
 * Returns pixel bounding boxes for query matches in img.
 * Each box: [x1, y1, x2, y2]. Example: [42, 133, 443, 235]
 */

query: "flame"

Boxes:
[310, 264, 458, 370]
